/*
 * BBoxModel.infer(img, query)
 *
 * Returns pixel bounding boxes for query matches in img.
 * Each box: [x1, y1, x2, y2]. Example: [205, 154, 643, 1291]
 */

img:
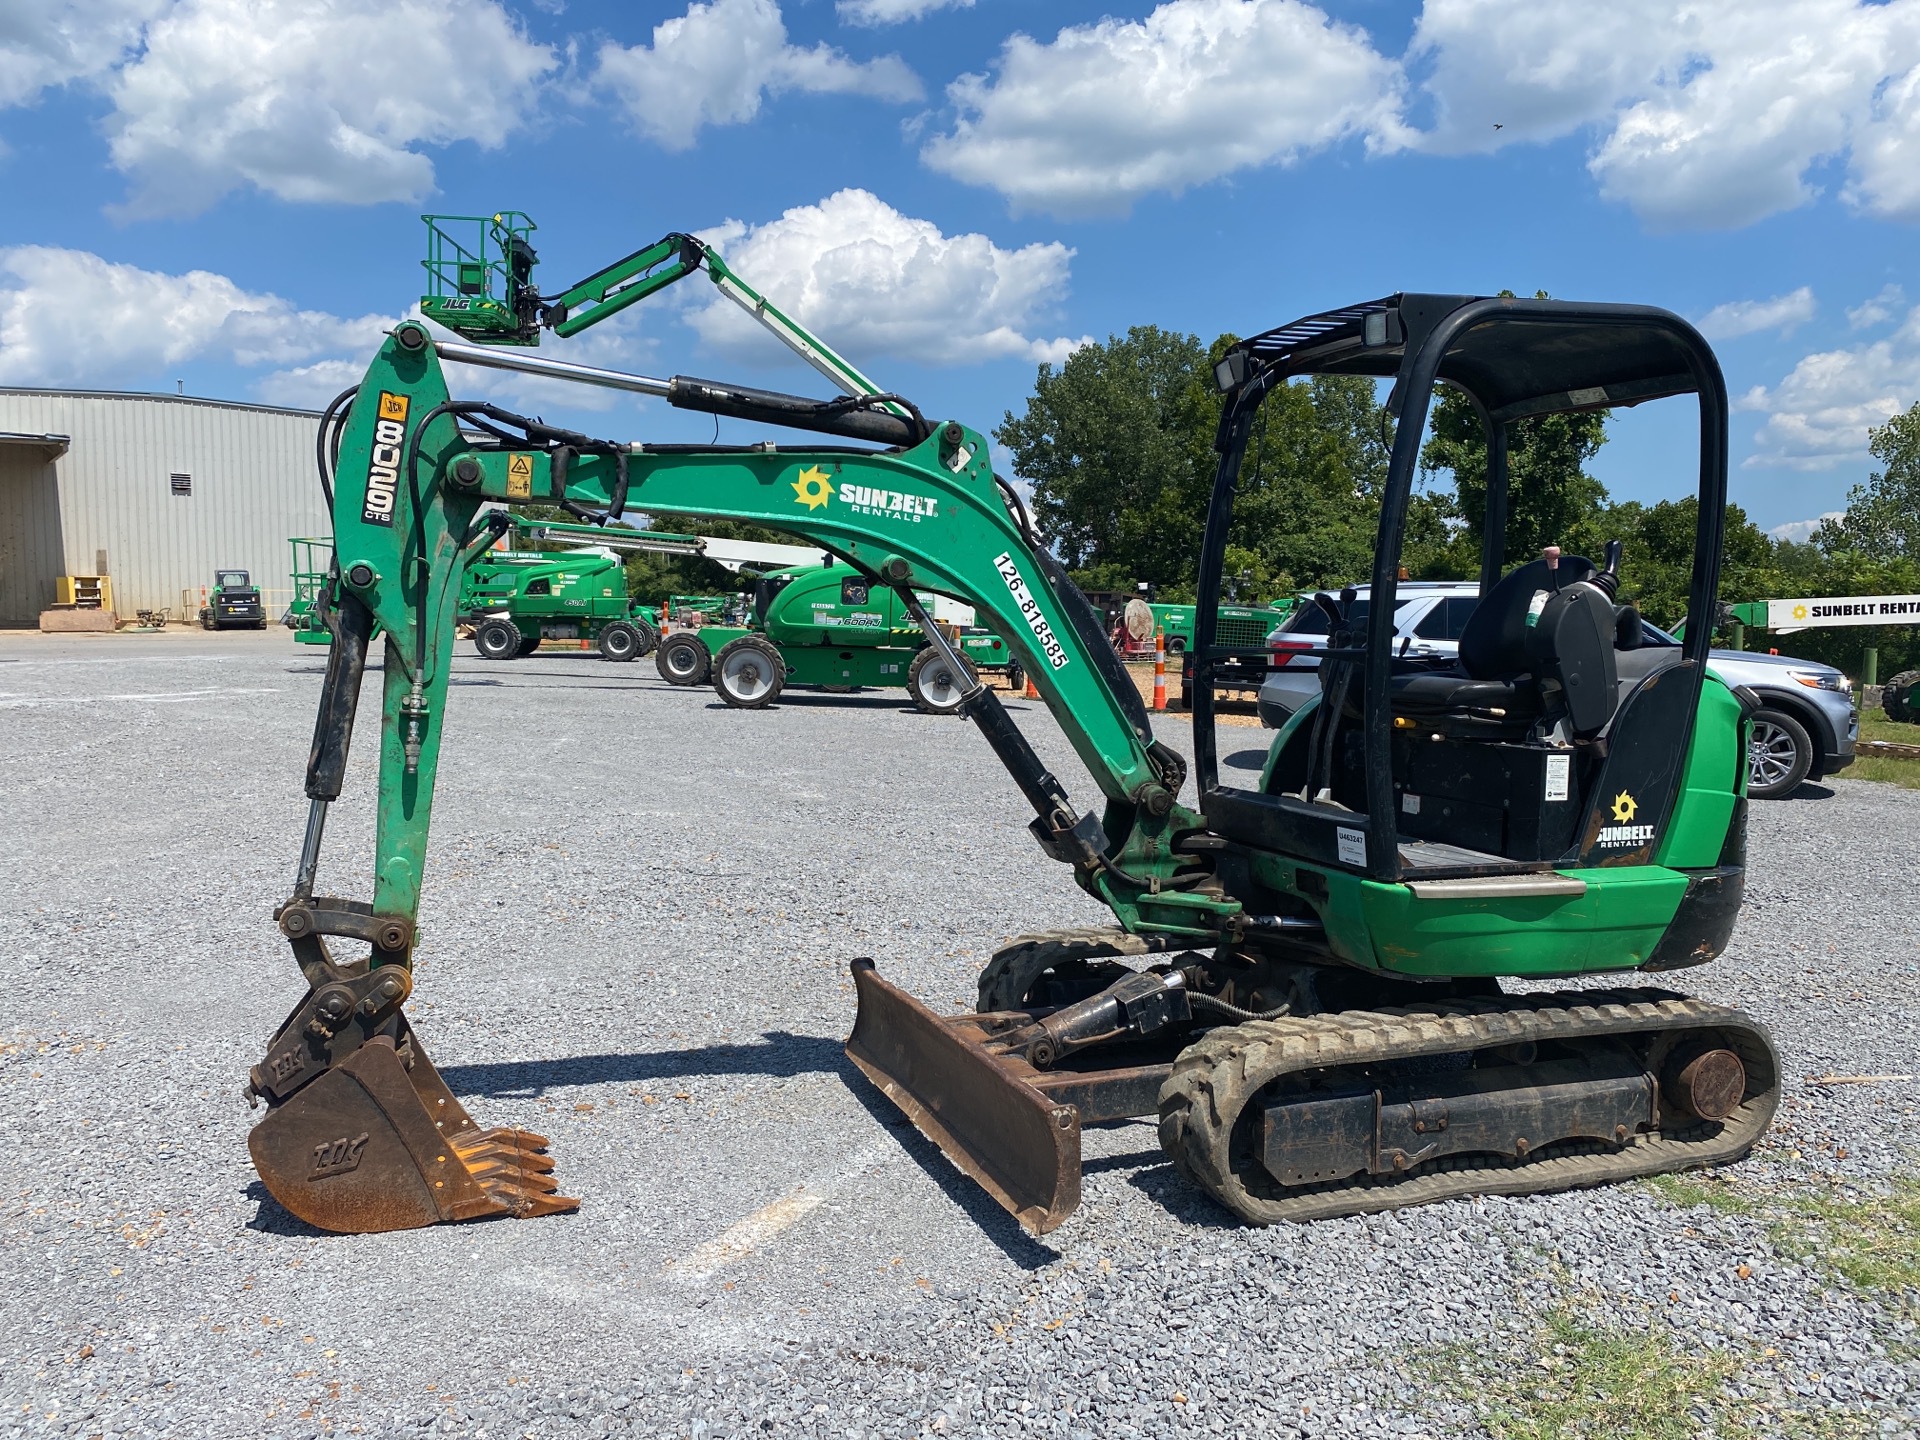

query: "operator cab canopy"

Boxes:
[1193, 292, 1730, 886]
[1218, 293, 1709, 424]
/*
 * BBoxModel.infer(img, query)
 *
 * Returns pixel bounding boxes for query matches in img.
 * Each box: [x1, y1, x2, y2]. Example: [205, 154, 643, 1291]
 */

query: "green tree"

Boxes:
[995, 326, 1213, 590]
[1607, 498, 1782, 630]
[1819, 401, 1920, 558]
[997, 328, 1395, 599]
[1224, 370, 1392, 595]
[1417, 389, 1612, 574]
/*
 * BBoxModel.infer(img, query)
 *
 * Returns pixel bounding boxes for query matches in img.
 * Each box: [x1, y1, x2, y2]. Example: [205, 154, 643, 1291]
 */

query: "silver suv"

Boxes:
[1256, 581, 1857, 799]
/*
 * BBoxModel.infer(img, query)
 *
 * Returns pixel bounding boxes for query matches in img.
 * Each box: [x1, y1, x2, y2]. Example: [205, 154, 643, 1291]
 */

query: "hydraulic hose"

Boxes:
[314, 385, 358, 508]
[1187, 992, 1290, 1022]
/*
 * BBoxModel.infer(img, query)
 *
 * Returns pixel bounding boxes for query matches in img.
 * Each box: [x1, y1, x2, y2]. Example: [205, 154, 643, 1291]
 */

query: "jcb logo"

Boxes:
[362, 391, 409, 527]
[308, 1132, 371, 1180]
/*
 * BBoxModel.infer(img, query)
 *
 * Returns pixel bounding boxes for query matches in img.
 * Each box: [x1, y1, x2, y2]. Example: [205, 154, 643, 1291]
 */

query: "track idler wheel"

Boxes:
[248, 1004, 577, 1234]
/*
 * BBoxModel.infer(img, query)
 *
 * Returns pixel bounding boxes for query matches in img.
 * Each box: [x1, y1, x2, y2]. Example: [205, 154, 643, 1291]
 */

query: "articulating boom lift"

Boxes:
[248, 232, 1777, 1235]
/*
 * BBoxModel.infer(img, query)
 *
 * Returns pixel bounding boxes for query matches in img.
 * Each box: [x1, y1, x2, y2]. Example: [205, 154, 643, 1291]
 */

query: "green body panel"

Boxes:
[696, 625, 919, 687]
[1252, 849, 1690, 981]
[1249, 672, 1737, 979]
[1655, 674, 1747, 870]
[1150, 599, 1295, 652]
[1357, 866, 1689, 978]
[331, 325, 1216, 961]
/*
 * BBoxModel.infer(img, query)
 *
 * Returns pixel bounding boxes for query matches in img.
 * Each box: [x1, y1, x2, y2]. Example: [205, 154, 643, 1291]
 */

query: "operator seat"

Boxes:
[1380, 552, 1622, 739]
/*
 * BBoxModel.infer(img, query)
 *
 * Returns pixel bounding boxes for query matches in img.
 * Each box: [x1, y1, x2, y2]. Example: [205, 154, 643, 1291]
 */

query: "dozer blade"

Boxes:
[846, 958, 1081, 1234]
[249, 1031, 578, 1234]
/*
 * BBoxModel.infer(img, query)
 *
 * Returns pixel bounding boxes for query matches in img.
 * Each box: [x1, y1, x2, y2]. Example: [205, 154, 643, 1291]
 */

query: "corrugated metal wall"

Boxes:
[0, 390, 329, 625]
[0, 444, 68, 627]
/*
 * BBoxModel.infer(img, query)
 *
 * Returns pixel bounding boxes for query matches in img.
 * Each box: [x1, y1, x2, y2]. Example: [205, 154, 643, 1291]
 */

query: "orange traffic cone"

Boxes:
[1023, 671, 1038, 700]
[1152, 628, 1167, 712]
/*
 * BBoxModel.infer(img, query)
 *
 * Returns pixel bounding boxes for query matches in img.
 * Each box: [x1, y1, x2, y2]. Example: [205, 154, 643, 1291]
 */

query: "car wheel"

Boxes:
[907, 646, 976, 714]
[1747, 707, 1812, 799]
[474, 619, 522, 660]
[654, 632, 710, 686]
[713, 635, 785, 709]
[597, 620, 642, 662]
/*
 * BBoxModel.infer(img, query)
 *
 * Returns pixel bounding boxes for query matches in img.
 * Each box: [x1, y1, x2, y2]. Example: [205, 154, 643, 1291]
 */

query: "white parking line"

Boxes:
[668, 1141, 891, 1282]
[674, 1193, 826, 1280]
[0, 686, 281, 708]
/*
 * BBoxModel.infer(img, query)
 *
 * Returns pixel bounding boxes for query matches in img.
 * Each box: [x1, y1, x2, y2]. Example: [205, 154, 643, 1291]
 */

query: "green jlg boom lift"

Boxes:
[246, 225, 1777, 1237]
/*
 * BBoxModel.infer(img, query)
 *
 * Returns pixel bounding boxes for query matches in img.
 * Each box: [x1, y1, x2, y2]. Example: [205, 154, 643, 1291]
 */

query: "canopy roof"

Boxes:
[1231, 294, 1707, 423]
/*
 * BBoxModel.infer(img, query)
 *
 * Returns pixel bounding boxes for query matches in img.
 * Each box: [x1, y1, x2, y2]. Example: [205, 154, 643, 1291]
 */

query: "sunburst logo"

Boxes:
[1792, 604, 1808, 620]
[1610, 791, 1638, 824]
[792, 465, 834, 510]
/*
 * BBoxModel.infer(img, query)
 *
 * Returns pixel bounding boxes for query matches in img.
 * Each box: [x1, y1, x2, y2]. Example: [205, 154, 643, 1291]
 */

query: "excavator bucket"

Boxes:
[846, 958, 1082, 1234]
[248, 1021, 577, 1234]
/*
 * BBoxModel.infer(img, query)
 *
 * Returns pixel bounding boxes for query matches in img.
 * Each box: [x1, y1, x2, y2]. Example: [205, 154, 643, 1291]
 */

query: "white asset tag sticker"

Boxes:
[1401, 792, 1421, 814]
[1336, 827, 1367, 867]
[1545, 753, 1571, 802]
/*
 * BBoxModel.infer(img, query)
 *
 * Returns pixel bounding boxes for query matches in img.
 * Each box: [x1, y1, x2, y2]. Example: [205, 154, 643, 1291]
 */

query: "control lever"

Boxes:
[1543, 545, 1562, 590]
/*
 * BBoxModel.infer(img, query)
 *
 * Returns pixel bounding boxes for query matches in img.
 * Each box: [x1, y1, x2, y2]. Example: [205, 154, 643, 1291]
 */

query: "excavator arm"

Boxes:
[247, 320, 1233, 1235]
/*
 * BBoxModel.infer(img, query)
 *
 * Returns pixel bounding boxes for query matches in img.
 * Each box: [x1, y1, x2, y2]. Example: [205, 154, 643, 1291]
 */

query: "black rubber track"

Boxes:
[975, 926, 1180, 1013]
[1157, 988, 1779, 1224]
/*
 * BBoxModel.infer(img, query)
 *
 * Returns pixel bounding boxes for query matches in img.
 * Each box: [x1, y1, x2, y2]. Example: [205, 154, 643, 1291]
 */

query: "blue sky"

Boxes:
[3, 0, 1917, 537]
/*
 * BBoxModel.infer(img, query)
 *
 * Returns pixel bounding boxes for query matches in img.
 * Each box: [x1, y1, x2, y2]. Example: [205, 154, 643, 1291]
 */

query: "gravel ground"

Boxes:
[2, 629, 1916, 1439]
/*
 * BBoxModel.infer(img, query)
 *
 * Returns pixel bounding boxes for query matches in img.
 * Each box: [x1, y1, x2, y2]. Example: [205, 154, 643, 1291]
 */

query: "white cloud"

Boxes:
[920, 0, 1408, 217]
[1741, 305, 1920, 470]
[0, 0, 165, 108]
[837, 0, 971, 24]
[1849, 284, 1907, 330]
[0, 246, 390, 389]
[1410, 0, 1920, 229]
[685, 189, 1088, 368]
[1696, 287, 1815, 342]
[1768, 512, 1845, 543]
[595, 0, 920, 151]
[104, 0, 555, 217]
[0, 245, 663, 417]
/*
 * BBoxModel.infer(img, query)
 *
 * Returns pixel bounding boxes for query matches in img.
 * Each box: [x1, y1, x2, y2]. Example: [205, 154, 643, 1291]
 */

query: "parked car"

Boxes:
[1255, 580, 1857, 799]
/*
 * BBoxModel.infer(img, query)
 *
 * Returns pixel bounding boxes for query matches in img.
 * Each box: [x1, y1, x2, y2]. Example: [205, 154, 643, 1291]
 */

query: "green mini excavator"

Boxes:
[246, 223, 1777, 1235]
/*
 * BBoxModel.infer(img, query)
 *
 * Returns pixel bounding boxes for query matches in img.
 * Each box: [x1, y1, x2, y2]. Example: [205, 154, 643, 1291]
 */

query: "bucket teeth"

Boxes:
[447, 1128, 577, 1219]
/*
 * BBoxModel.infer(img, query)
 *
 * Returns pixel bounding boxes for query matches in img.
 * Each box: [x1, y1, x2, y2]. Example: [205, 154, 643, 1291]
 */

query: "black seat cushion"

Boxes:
[1388, 672, 1534, 715]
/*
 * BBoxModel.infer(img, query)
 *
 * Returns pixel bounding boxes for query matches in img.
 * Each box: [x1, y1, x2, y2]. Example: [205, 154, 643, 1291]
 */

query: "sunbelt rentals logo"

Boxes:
[790, 464, 936, 523]
[362, 391, 409, 527]
[994, 552, 1070, 670]
[1596, 790, 1655, 848]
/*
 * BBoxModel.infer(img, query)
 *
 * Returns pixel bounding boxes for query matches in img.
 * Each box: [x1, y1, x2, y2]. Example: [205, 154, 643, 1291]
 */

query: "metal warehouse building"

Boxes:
[0, 389, 329, 628]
